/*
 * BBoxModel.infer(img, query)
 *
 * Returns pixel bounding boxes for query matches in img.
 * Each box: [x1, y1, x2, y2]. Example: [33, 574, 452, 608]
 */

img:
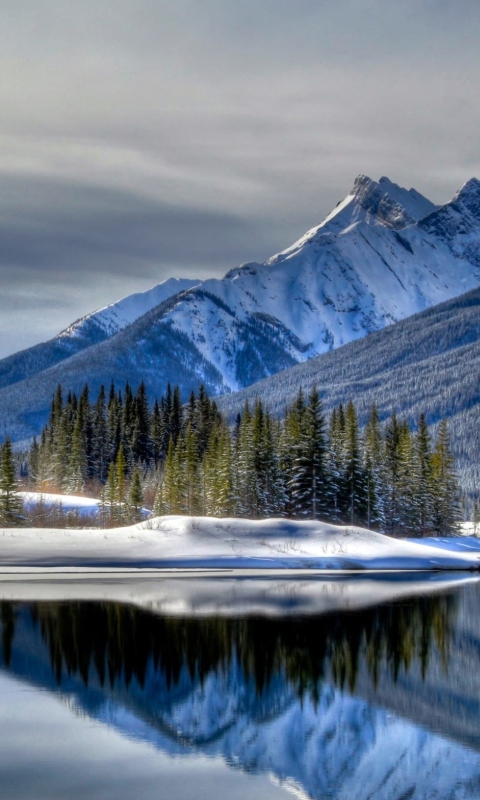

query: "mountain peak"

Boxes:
[453, 177, 480, 212]
[282, 175, 437, 251]
[349, 174, 437, 230]
[419, 177, 480, 247]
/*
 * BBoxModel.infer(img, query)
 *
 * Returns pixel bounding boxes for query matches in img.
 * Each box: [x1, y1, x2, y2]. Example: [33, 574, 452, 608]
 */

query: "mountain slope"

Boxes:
[217, 287, 480, 498]
[2, 174, 480, 441]
[130, 175, 478, 391]
[0, 277, 198, 391]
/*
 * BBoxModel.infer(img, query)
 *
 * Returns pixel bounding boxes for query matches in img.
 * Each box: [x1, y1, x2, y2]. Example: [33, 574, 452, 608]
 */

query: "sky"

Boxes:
[1, 0, 480, 357]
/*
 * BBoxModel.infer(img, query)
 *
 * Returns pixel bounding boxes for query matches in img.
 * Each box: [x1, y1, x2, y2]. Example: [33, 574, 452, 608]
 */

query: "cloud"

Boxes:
[0, 174, 276, 276]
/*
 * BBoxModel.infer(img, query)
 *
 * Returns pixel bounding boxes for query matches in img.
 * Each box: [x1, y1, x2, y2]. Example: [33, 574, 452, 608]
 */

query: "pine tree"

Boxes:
[104, 462, 118, 525]
[0, 438, 24, 526]
[159, 437, 186, 514]
[214, 423, 235, 516]
[184, 423, 200, 515]
[396, 421, 417, 534]
[384, 412, 402, 533]
[431, 421, 460, 535]
[328, 404, 347, 521]
[131, 382, 151, 464]
[343, 401, 367, 524]
[29, 436, 40, 484]
[116, 446, 127, 521]
[364, 404, 385, 529]
[92, 385, 108, 482]
[473, 501, 480, 538]
[415, 414, 433, 535]
[283, 389, 306, 517]
[107, 382, 121, 464]
[128, 468, 144, 522]
[150, 399, 164, 465]
[170, 386, 183, 446]
[66, 398, 88, 493]
[233, 402, 250, 516]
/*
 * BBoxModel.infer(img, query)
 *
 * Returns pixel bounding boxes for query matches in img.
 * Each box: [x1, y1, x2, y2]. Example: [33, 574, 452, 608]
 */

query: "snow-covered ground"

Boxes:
[460, 521, 480, 537]
[19, 491, 149, 518]
[1, 515, 480, 571]
[19, 492, 102, 516]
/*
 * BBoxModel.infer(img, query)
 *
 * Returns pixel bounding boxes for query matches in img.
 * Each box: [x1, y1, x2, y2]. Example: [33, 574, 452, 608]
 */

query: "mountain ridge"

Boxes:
[1, 173, 480, 441]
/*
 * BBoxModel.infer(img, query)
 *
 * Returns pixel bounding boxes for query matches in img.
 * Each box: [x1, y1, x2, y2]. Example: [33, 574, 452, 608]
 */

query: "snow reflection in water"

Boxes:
[1, 579, 480, 799]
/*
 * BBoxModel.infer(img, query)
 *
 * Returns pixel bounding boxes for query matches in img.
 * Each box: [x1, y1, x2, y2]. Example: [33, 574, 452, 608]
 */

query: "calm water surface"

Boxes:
[1, 577, 480, 799]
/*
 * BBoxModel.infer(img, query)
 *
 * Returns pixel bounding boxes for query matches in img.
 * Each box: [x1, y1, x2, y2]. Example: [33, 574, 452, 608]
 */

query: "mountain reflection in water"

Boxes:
[1, 584, 480, 800]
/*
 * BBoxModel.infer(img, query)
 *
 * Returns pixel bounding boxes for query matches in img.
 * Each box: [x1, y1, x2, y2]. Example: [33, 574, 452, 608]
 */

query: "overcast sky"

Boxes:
[1, 0, 479, 357]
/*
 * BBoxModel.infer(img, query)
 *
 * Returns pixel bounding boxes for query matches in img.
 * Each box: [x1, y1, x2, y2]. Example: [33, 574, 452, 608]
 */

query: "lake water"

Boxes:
[1, 575, 480, 799]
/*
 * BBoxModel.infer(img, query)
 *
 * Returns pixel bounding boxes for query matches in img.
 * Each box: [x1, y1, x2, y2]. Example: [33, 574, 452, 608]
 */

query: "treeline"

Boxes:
[23, 381, 461, 535]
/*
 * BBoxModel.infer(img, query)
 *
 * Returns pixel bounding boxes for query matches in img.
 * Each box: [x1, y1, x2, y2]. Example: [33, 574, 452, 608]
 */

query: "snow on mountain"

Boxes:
[144, 174, 480, 391]
[281, 174, 438, 241]
[2, 173, 480, 441]
[58, 277, 199, 341]
[419, 177, 480, 263]
[0, 277, 199, 394]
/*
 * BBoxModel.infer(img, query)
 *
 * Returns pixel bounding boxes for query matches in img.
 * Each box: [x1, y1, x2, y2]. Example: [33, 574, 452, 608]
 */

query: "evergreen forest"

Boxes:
[3, 380, 461, 536]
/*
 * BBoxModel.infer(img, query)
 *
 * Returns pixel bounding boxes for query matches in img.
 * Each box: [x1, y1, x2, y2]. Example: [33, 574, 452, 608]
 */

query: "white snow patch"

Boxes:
[0, 516, 479, 571]
[19, 492, 102, 516]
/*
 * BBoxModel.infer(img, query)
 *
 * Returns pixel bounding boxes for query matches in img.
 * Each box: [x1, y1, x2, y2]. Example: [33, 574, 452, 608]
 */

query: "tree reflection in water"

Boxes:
[0, 593, 457, 700]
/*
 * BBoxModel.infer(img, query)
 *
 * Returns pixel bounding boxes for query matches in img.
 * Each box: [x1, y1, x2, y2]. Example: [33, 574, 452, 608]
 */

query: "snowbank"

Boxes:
[19, 492, 149, 518]
[19, 492, 101, 516]
[1, 516, 480, 571]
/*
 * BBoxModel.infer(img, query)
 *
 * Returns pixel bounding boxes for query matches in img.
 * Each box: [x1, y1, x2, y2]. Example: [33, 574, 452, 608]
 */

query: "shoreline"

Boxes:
[2, 515, 480, 572]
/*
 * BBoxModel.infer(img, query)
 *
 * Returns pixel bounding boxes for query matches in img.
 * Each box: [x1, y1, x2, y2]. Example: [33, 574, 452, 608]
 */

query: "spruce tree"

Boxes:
[128, 468, 144, 522]
[215, 423, 235, 516]
[131, 382, 151, 464]
[236, 402, 256, 517]
[343, 401, 367, 525]
[184, 423, 200, 515]
[364, 404, 385, 529]
[384, 413, 402, 533]
[283, 390, 306, 517]
[415, 414, 433, 535]
[105, 462, 118, 525]
[66, 399, 88, 493]
[396, 421, 416, 534]
[431, 421, 460, 535]
[116, 446, 127, 521]
[328, 404, 348, 520]
[473, 501, 480, 537]
[0, 438, 24, 526]
[92, 385, 108, 482]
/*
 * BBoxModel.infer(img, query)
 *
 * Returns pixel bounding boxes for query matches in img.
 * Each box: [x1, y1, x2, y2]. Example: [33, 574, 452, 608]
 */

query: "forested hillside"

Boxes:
[218, 287, 480, 504]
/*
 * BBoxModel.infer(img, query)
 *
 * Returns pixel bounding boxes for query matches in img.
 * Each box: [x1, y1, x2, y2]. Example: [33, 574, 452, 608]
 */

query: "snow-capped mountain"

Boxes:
[2, 174, 480, 440]
[151, 174, 480, 391]
[0, 277, 198, 392]
[59, 277, 199, 341]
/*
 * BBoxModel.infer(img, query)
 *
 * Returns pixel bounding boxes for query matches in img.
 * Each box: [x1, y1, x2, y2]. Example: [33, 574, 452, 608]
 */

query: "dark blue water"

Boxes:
[1, 576, 480, 799]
